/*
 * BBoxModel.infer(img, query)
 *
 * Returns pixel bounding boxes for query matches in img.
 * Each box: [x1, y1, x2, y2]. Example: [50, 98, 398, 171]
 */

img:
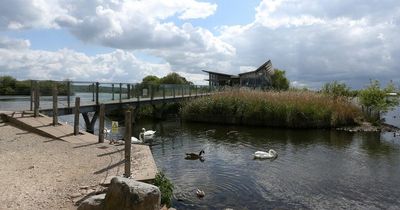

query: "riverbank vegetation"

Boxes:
[181, 89, 362, 128]
[0, 76, 69, 95]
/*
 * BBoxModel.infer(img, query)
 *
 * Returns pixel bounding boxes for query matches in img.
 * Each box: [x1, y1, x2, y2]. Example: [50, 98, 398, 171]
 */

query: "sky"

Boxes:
[0, 0, 399, 89]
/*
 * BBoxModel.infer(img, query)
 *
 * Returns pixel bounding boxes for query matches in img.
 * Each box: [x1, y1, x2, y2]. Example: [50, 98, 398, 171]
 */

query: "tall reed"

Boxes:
[181, 89, 361, 128]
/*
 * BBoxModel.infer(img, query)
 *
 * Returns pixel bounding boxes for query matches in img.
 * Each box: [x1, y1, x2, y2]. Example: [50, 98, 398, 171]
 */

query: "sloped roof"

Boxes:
[238, 60, 273, 76]
[202, 70, 233, 77]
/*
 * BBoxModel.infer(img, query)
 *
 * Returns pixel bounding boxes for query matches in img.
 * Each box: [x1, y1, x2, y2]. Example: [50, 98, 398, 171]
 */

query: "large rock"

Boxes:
[77, 193, 106, 210]
[104, 176, 161, 210]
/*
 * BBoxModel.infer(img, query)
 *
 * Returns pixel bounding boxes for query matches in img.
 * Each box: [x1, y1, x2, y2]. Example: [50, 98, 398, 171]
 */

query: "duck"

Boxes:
[196, 189, 205, 198]
[254, 149, 278, 159]
[185, 150, 205, 160]
[142, 128, 156, 139]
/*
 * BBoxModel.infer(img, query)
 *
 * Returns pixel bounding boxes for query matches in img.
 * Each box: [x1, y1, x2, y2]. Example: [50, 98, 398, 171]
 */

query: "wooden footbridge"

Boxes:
[28, 80, 212, 133]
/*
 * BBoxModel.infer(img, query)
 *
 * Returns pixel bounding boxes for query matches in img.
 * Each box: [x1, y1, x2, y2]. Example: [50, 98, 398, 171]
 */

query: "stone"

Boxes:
[77, 193, 106, 210]
[104, 176, 160, 210]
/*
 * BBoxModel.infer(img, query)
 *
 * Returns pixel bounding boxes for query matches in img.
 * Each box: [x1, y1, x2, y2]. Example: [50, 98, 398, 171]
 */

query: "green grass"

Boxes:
[180, 89, 362, 128]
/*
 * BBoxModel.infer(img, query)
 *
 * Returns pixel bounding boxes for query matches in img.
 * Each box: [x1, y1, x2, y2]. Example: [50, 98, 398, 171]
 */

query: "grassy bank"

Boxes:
[180, 90, 362, 128]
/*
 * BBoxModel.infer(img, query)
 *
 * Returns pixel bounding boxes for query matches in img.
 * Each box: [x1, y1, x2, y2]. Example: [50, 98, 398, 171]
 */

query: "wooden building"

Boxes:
[203, 60, 274, 89]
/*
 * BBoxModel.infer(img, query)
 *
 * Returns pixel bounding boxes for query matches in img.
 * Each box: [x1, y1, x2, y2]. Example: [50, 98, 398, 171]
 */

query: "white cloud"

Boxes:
[218, 0, 400, 88]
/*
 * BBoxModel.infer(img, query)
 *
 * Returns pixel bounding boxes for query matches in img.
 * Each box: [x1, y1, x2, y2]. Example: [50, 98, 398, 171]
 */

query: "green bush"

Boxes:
[153, 171, 174, 207]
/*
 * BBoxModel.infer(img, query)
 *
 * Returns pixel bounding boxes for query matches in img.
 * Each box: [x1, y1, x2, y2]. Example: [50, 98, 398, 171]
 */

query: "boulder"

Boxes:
[77, 193, 106, 210]
[104, 176, 161, 210]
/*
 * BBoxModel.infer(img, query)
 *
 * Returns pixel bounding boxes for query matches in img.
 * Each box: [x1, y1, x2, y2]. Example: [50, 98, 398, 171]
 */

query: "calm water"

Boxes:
[2, 96, 400, 209]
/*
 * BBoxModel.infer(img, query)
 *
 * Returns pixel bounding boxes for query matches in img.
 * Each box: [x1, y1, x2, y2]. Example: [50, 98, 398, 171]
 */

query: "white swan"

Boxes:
[131, 133, 144, 144]
[254, 149, 278, 159]
[103, 128, 111, 138]
[142, 128, 156, 139]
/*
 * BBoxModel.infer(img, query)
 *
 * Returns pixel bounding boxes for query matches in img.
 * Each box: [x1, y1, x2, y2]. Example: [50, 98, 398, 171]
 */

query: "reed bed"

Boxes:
[181, 89, 362, 128]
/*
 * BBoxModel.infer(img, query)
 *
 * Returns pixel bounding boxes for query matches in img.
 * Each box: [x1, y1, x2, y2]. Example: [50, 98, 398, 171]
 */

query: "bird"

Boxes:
[394, 132, 400, 137]
[254, 149, 278, 159]
[142, 128, 156, 139]
[196, 189, 205, 198]
[131, 134, 143, 144]
[185, 150, 205, 160]
[104, 128, 111, 138]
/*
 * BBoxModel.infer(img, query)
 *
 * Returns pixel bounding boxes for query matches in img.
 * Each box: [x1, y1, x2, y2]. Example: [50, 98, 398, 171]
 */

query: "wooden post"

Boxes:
[150, 85, 153, 101]
[92, 83, 95, 102]
[67, 81, 71, 108]
[163, 86, 166, 99]
[119, 83, 122, 103]
[96, 82, 99, 105]
[195, 85, 198, 96]
[124, 110, 132, 178]
[99, 104, 105, 143]
[127, 84, 131, 99]
[30, 80, 33, 111]
[74, 97, 80, 135]
[34, 81, 39, 117]
[173, 86, 175, 98]
[182, 86, 184, 98]
[112, 84, 115, 100]
[52, 83, 58, 126]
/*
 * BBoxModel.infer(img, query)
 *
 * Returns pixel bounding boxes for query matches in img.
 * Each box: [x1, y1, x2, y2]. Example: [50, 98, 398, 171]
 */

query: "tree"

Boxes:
[271, 69, 289, 90]
[141, 75, 160, 86]
[0, 76, 17, 95]
[160, 73, 193, 85]
[359, 80, 399, 122]
[321, 81, 352, 98]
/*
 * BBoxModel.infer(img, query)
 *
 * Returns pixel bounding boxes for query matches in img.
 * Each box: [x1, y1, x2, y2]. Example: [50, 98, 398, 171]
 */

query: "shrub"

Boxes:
[153, 171, 174, 207]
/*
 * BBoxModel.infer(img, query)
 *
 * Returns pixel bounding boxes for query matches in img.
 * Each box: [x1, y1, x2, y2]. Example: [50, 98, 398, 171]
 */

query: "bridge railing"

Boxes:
[27, 80, 212, 111]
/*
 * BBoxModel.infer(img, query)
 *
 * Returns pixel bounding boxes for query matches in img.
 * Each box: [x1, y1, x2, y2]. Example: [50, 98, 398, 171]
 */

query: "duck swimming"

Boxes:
[254, 149, 278, 159]
[185, 150, 205, 160]
[196, 189, 205, 198]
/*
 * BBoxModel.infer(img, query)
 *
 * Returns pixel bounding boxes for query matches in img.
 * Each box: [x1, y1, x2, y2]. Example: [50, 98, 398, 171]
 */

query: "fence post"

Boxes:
[163, 86, 166, 99]
[173, 86, 176, 98]
[99, 104, 105, 143]
[124, 110, 132, 178]
[195, 85, 198, 96]
[52, 83, 58, 126]
[150, 85, 153, 101]
[127, 84, 131, 99]
[112, 84, 115, 100]
[34, 81, 39, 117]
[92, 83, 95, 102]
[67, 80, 71, 108]
[96, 82, 99, 105]
[74, 97, 80, 135]
[189, 86, 191, 97]
[119, 83, 122, 103]
[30, 80, 33, 111]
[182, 86, 184, 98]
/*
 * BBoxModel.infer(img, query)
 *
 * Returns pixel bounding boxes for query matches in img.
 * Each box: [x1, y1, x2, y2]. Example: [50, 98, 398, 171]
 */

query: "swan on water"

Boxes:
[196, 189, 205, 198]
[254, 149, 278, 159]
[131, 132, 144, 144]
[142, 128, 156, 139]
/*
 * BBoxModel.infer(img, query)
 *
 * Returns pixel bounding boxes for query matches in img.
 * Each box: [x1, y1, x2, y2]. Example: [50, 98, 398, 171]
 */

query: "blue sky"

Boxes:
[0, 0, 399, 89]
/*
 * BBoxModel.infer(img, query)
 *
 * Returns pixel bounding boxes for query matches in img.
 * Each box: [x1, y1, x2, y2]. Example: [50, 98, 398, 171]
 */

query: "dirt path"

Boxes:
[0, 119, 127, 210]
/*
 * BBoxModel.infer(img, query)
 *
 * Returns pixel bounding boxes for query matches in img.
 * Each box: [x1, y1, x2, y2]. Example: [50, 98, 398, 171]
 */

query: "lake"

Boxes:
[1, 96, 400, 209]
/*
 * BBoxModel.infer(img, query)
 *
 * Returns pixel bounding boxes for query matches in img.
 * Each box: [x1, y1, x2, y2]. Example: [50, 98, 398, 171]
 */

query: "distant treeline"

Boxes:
[0, 76, 69, 96]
